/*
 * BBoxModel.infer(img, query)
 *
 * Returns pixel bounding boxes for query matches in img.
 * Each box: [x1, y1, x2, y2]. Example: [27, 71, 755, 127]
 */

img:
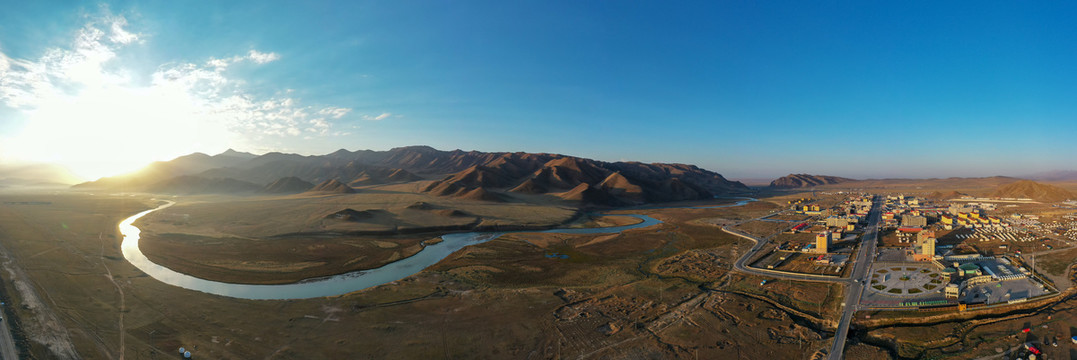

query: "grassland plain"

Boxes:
[134, 188, 578, 284]
[0, 191, 864, 359]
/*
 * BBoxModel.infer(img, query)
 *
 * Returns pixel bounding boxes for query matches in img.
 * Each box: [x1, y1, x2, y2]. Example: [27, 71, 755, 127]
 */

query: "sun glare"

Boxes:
[0, 13, 347, 181]
[6, 82, 234, 181]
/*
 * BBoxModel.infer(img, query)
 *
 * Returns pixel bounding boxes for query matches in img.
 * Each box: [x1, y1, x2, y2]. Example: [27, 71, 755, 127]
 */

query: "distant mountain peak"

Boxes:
[328, 148, 353, 157]
[216, 148, 257, 159]
[389, 145, 438, 152]
[769, 174, 854, 188]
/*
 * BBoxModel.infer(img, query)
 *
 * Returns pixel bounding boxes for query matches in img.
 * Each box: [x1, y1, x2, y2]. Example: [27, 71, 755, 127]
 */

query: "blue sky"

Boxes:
[1, 2, 1076, 180]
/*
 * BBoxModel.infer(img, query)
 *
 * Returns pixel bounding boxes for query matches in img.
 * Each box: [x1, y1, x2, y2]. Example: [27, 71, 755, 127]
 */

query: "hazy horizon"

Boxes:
[3, 2, 1077, 180]
[5, 145, 1075, 184]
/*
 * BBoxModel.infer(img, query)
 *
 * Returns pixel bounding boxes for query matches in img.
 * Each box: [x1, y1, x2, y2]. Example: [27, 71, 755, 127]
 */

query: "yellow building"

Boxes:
[945, 283, 962, 299]
[958, 212, 969, 219]
[815, 232, 831, 254]
[941, 215, 953, 225]
[921, 236, 936, 258]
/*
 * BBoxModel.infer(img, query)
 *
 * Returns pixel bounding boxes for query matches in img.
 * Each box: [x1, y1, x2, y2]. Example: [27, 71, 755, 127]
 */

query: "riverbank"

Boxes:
[135, 211, 648, 285]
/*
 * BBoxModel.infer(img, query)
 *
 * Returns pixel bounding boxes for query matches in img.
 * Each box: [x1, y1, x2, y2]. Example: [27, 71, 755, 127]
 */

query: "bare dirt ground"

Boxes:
[731, 220, 791, 238]
[133, 190, 578, 284]
[862, 291, 1077, 359]
[0, 192, 847, 359]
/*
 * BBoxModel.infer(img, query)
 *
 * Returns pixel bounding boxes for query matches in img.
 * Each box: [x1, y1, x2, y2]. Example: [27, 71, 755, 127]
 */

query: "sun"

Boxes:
[1, 13, 350, 182]
[4, 83, 234, 181]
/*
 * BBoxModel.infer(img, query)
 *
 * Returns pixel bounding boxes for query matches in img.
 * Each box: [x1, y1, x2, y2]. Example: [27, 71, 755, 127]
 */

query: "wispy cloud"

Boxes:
[318, 107, 351, 119]
[205, 49, 280, 70]
[0, 14, 349, 138]
[361, 112, 392, 121]
[107, 16, 139, 44]
[247, 49, 280, 64]
[0, 11, 372, 177]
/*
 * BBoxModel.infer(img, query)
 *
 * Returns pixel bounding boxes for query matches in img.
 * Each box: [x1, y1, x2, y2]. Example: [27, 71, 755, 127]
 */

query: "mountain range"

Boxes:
[73, 146, 750, 205]
[768, 174, 855, 188]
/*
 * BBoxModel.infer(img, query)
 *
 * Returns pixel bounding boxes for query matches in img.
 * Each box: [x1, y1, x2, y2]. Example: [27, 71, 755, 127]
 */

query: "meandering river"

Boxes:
[120, 198, 754, 300]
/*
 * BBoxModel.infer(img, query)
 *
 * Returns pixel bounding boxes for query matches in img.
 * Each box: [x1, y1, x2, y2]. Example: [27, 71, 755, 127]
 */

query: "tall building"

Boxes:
[916, 230, 936, 246]
[816, 232, 831, 254]
[912, 230, 936, 261]
[902, 215, 927, 227]
[921, 236, 936, 257]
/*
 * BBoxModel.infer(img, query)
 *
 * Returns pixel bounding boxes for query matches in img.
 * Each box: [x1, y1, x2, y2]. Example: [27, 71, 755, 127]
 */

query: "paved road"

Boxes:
[0, 311, 17, 360]
[827, 195, 883, 360]
[726, 227, 852, 283]
[724, 195, 884, 359]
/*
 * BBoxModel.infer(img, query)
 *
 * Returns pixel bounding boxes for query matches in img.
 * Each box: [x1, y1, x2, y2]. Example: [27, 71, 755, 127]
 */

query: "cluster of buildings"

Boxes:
[802, 195, 874, 255]
[939, 254, 1035, 302]
[939, 210, 1005, 230]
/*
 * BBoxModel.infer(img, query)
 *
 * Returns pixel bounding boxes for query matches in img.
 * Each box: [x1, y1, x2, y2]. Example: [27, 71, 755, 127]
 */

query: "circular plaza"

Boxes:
[868, 264, 945, 297]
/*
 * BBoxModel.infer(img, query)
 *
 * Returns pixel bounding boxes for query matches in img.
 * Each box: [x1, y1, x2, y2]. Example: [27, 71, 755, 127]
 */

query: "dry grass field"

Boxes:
[731, 220, 792, 238]
[0, 190, 859, 359]
[24, 189, 1077, 359]
[133, 187, 578, 284]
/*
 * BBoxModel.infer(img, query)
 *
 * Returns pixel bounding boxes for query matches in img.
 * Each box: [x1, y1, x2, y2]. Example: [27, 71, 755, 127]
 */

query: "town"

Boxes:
[728, 191, 1077, 359]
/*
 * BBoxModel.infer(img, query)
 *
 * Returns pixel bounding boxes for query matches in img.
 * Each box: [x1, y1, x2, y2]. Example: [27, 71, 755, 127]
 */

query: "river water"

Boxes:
[120, 198, 753, 300]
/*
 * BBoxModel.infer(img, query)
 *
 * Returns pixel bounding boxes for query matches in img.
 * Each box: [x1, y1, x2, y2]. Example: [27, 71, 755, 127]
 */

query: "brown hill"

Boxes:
[422, 166, 514, 196]
[405, 201, 436, 210]
[421, 153, 747, 205]
[988, 180, 1075, 202]
[324, 208, 388, 222]
[349, 168, 422, 186]
[456, 187, 505, 202]
[597, 172, 644, 203]
[820, 176, 1019, 190]
[306, 179, 356, 194]
[144, 176, 262, 194]
[434, 209, 471, 217]
[73, 149, 257, 190]
[262, 176, 314, 194]
[556, 183, 615, 204]
[509, 178, 547, 194]
[925, 190, 966, 200]
[73, 146, 748, 204]
[769, 174, 854, 188]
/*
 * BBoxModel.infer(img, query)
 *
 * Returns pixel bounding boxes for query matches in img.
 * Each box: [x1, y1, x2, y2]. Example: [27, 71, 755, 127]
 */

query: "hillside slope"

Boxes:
[72, 146, 748, 205]
[769, 174, 854, 188]
[989, 180, 1075, 202]
[422, 153, 747, 205]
